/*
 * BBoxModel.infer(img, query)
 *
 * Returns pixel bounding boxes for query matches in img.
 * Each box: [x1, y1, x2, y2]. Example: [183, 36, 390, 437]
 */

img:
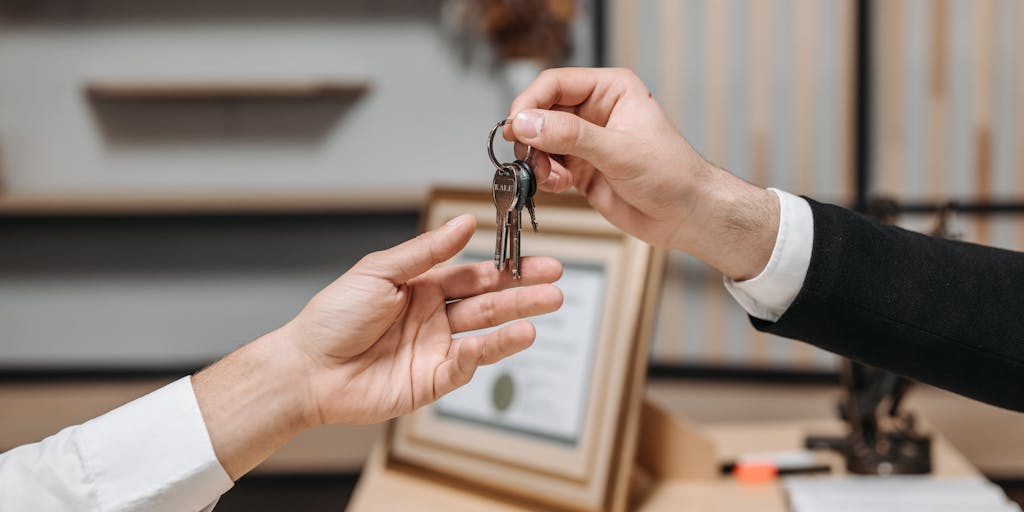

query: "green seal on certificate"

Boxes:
[491, 373, 515, 412]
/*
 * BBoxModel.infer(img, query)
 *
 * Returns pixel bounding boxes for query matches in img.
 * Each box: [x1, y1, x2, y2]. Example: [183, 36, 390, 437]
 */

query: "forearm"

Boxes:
[675, 166, 780, 282]
[757, 199, 1024, 411]
[192, 324, 316, 480]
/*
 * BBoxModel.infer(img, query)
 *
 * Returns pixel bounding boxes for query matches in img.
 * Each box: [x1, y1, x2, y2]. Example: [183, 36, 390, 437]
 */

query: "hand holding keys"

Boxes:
[488, 119, 539, 279]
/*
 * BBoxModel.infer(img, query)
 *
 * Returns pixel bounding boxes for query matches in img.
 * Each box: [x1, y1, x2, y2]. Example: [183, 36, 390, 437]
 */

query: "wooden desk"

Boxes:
[635, 418, 977, 512]
[349, 417, 980, 512]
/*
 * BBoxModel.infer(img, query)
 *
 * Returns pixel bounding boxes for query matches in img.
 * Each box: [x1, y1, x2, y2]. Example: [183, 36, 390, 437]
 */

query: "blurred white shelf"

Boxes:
[85, 79, 371, 101]
[0, 190, 422, 216]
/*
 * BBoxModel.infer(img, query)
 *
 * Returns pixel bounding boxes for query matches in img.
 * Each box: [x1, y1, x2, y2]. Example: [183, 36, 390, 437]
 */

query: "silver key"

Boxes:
[525, 197, 538, 232]
[509, 160, 537, 279]
[492, 165, 519, 271]
[514, 160, 539, 232]
[509, 199, 524, 280]
[510, 195, 523, 279]
[486, 119, 536, 278]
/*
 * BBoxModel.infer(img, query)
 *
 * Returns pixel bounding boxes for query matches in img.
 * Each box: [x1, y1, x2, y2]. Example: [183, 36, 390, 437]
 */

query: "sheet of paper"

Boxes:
[785, 475, 1021, 512]
[435, 256, 606, 445]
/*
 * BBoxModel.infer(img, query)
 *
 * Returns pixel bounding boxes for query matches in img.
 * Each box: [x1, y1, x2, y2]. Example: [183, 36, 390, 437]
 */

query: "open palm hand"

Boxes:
[287, 214, 563, 425]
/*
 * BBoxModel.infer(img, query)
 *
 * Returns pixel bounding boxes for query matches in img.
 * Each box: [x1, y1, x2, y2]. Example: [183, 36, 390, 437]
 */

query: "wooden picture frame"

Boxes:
[386, 188, 665, 512]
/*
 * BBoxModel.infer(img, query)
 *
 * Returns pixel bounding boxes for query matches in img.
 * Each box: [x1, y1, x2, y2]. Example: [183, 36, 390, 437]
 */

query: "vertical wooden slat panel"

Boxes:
[931, 0, 947, 98]
[610, 0, 855, 370]
[974, 0, 995, 145]
[839, 0, 856, 204]
[747, 138, 770, 367]
[657, 0, 685, 361]
[974, 129, 993, 243]
[906, 0, 930, 199]
[790, 0, 817, 368]
[990, 0, 1017, 206]
[973, 0, 995, 244]
[945, 0, 973, 200]
[701, 0, 730, 365]
[873, 0, 1013, 214]
[700, 276, 724, 364]
[749, 0, 774, 187]
[876, 0, 906, 197]
[658, 0, 683, 125]
[746, 305, 768, 366]
[705, 0, 730, 163]
[657, 255, 684, 362]
[1017, 0, 1024, 251]
[744, 0, 776, 366]
[926, 0, 948, 201]
[612, 0, 638, 72]
[793, 0, 816, 196]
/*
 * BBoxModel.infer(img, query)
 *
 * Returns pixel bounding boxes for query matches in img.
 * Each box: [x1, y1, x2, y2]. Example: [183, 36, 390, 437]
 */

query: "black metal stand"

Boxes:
[805, 360, 932, 475]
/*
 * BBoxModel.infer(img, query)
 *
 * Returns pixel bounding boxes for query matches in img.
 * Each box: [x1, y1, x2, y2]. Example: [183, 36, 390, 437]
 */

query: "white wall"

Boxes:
[0, 2, 595, 367]
[0, 21, 508, 197]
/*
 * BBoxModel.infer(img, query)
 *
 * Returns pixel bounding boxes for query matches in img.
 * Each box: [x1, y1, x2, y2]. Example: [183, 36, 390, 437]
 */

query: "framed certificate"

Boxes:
[388, 188, 665, 512]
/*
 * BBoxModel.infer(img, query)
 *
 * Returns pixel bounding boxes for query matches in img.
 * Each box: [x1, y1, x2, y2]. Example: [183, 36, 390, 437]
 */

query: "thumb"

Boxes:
[359, 214, 476, 284]
[511, 109, 625, 170]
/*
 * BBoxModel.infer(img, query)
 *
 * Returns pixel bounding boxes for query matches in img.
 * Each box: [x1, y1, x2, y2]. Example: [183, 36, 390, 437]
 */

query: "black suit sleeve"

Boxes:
[752, 198, 1024, 411]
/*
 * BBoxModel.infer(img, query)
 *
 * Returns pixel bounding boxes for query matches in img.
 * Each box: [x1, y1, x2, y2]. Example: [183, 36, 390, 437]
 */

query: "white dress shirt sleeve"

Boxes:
[0, 376, 234, 512]
[724, 188, 815, 322]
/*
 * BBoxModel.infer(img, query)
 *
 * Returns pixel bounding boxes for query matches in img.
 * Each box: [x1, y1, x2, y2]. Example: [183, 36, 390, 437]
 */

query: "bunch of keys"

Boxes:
[488, 119, 539, 279]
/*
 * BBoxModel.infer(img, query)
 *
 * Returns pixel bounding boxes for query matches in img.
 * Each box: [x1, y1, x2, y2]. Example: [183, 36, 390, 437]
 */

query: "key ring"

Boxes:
[487, 119, 534, 169]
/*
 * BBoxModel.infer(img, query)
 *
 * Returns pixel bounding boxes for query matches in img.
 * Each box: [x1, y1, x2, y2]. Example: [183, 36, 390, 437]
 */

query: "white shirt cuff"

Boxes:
[76, 376, 234, 512]
[723, 188, 814, 322]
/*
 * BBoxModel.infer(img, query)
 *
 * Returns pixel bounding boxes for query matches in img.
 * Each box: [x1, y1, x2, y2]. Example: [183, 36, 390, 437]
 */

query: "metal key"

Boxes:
[514, 159, 539, 232]
[487, 119, 536, 278]
[510, 193, 523, 278]
[491, 165, 519, 271]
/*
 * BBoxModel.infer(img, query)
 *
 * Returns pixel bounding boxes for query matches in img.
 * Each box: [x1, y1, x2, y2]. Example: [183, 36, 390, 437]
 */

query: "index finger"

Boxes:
[357, 214, 476, 284]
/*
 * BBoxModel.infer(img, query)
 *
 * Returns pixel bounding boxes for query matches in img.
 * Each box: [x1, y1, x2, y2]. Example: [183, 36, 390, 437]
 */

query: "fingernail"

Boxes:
[514, 110, 544, 139]
[545, 172, 560, 189]
[446, 214, 468, 228]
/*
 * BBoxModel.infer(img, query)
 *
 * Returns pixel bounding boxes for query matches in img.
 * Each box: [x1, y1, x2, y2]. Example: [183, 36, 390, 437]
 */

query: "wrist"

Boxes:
[193, 326, 317, 479]
[273, 321, 326, 429]
[674, 167, 780, 281]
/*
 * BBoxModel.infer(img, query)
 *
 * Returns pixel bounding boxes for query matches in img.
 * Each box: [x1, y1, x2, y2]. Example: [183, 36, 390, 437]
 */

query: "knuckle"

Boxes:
[424, 236, 444, 265]
[495, 331, 511, 358]
[483, 264, 504, 290]
[608, 67, 633, 80]
[357, 251, 384, 268]
[480, 296, 500, 326]
[552, 114, 579, 148]
[573, 118, 590, 151]
[478, 337, 490, 362]
[607, 67, 645, 92]
[517, 288, 537, 315]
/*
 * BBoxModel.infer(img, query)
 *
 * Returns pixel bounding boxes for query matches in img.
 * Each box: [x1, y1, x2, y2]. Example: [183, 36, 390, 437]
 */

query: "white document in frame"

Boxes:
[434, 254, 606, 446]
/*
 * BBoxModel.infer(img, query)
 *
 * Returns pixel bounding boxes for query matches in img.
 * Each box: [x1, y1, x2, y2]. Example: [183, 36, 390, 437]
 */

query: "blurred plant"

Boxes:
[442, 0, 576, 67]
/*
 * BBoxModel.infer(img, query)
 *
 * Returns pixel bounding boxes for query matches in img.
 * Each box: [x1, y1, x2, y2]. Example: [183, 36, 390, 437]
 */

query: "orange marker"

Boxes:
[734, 462, 779, 483]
